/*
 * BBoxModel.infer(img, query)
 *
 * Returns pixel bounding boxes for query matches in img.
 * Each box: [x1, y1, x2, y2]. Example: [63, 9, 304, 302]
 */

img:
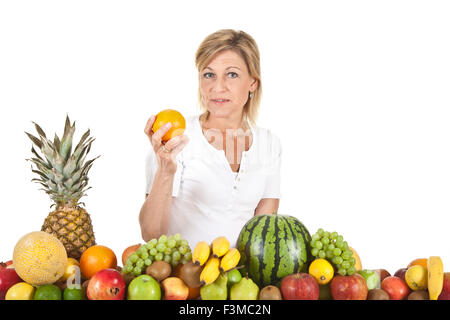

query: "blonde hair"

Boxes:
[195, 29, 262, 126]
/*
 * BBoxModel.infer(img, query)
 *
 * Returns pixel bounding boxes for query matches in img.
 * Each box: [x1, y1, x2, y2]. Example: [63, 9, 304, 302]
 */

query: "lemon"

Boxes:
[405, 265, 428, 290]
[5, 282, 35, 300]
[309, 258, 334, 285]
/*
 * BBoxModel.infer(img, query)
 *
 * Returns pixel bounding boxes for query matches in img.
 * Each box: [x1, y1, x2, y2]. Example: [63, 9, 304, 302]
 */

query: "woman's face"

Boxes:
[199, 49, 257, 121]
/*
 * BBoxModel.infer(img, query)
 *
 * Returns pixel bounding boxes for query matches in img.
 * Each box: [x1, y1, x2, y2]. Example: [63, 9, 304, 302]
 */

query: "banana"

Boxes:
[200, 257, 220, 286]
[193, 241, 210, 266]
[211, 236, 230, 258]
[428, 256, 444, 300]
[219, 248, 241, 272]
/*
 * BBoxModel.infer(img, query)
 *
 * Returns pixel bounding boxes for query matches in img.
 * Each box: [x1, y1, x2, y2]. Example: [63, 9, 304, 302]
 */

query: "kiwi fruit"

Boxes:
[180, 261, 202, 288]
[145, 261, 172, 282]
[408, 290, 429, 300]
[259, 285, 283, 300]
[121, 273, 136, 286]
[367, 288, 390, 300]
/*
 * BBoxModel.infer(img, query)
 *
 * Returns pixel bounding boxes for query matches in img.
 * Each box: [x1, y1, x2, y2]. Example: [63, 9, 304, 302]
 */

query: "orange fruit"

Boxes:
[407, 258, 428, 271]
[152, 109, 186, 142]
[79, 245, 117, 279]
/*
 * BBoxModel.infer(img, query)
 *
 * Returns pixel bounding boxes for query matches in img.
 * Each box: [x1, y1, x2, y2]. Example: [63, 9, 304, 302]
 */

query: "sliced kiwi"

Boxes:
[259, 285, 282, 300]
[180, 261, 202, 288]
[145, 261, 172, 282]
[367, 288, 390, 300]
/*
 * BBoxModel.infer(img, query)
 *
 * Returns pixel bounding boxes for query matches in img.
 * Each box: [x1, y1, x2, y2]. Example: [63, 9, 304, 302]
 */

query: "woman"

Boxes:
[139, 29, 282, 248]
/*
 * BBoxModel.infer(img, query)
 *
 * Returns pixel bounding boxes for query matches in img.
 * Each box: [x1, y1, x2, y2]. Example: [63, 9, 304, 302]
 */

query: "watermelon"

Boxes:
[236, 214, 312, 287]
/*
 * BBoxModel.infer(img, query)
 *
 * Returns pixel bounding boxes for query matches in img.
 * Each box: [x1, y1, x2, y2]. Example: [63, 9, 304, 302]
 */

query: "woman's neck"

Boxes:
[200, 112, 249, 132]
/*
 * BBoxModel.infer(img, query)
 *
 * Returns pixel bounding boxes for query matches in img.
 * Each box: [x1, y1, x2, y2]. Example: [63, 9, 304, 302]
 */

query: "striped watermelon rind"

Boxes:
[236, 214, 312, 287]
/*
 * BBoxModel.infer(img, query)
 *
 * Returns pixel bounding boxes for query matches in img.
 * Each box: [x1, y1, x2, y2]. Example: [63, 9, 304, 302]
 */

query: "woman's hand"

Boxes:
[144, 115, 189, 175]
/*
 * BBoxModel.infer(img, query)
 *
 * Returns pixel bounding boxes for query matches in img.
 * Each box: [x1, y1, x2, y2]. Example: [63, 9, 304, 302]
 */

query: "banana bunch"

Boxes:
[192, 236, 241, 286]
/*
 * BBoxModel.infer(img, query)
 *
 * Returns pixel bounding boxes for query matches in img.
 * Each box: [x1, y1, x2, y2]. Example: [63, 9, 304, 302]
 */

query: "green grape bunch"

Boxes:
[310, 228, 356, 276]
[122, 233, 192, 276]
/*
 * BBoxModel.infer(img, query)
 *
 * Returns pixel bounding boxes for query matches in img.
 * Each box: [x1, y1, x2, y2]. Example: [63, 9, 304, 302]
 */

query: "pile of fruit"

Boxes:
[1, 114, 448, 300]
[2, 226, 449, 300]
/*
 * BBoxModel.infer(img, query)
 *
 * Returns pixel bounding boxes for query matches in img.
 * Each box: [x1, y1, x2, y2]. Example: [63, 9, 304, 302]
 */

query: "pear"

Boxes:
[200, 272, 228, 300]
[230, 276, 259, 300]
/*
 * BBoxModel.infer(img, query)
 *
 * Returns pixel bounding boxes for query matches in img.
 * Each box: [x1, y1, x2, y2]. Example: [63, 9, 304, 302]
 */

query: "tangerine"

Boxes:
[152, 109, 186, 142]
[80, 245, 117, 279]
[407, 258, 428, 271]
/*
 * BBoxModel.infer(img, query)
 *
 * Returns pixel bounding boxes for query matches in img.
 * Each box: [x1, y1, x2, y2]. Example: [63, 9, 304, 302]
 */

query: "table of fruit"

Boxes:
[1, 221, 448, 301]
[1, 113, 448, 301]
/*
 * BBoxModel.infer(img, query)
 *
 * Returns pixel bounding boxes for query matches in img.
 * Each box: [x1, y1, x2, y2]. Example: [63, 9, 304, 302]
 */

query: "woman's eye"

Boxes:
[228, 72, 238, 78]
[203, 72, 214, 79]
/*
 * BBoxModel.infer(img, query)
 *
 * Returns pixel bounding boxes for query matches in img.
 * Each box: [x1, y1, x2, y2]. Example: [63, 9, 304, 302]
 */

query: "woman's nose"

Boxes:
[212, 76, 227, 92]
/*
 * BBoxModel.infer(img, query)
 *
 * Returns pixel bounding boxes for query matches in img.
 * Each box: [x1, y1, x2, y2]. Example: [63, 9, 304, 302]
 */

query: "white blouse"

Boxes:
[145, 114, 282, 249]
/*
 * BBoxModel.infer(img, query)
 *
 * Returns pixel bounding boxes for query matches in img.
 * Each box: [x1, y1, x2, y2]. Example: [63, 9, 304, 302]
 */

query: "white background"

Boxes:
[1, 0, 449, 274]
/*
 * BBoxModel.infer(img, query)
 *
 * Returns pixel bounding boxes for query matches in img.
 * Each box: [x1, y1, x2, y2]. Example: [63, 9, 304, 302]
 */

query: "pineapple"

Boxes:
[26, 115, 99, 259]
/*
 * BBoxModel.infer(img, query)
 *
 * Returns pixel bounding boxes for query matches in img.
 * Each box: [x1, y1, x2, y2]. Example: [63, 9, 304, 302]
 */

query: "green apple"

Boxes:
[358, 269, 380, 290]
[127, 275, 161, 300]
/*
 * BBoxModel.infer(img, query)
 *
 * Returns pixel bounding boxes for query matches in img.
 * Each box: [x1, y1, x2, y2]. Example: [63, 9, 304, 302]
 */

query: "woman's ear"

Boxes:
[250, 78, 258, 92]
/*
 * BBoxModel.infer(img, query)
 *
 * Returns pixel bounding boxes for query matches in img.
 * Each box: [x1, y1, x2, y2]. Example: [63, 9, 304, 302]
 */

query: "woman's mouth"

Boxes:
[211, 99, 230, 105]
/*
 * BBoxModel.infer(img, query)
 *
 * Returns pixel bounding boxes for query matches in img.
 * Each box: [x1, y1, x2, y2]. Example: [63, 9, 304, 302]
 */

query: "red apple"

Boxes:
[280, 273, 319, 300]
[161, 277, 189, 300]
[87, 268, 126, 300]
[0, 261, 22, 300]
[381, 276, 410, 300]
[373, 269, 391, 282]
[330, 274, 368, 300]
[394, 268, 407, 282]
[438, 272, 450, 300]
[121, 244, 142, 266]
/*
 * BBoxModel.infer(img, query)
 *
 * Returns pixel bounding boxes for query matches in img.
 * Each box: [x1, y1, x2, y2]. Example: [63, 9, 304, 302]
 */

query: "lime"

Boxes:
[34, 284, 62, 300]
[63, 285, 86, 300]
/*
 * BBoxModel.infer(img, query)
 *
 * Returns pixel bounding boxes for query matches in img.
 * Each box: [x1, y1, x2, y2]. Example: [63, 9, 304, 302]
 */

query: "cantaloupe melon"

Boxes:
[13, 231, 68, 285]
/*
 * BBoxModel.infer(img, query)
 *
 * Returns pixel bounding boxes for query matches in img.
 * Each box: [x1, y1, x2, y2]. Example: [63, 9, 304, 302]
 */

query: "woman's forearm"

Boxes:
[139, 170, 174, 242]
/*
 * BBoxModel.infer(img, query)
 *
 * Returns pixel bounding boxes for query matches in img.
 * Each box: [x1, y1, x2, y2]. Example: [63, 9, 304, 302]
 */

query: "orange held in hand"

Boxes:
[80, 245, 117, 279]
[152, 109, 186, 142]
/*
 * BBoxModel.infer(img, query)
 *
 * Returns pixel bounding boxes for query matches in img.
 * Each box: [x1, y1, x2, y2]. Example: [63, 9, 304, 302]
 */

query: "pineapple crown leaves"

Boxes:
[25, 115, 100, 207]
